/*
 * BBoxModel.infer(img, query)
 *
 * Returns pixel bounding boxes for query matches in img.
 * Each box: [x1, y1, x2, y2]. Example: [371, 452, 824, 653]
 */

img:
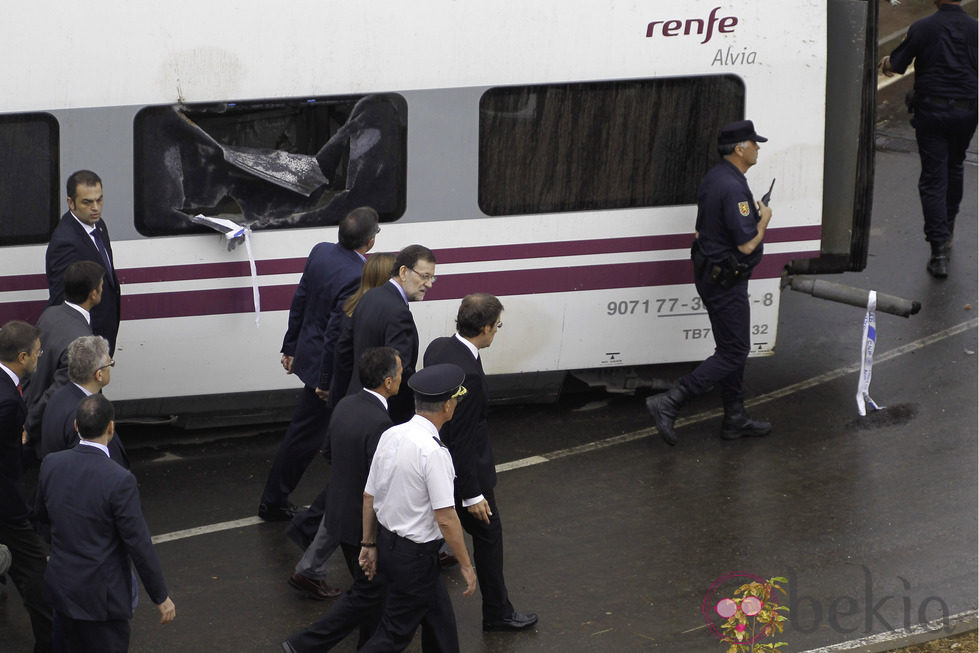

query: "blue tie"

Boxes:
[92, 226, 113, 275]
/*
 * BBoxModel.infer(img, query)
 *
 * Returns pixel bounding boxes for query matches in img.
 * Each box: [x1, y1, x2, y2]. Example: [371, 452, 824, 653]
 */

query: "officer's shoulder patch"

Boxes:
[738, 201, 750, 217]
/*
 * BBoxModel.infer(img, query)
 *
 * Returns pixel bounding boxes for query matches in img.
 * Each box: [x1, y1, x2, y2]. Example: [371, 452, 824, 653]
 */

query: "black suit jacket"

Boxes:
[280, 242, 364, 389]
[0, 371, 30, 523]
[23, 303, 93, 442]
[423, 335, 496, 501]
[46, 211, 121, 354]
[40, 383, 129, 469]
[38, 444, 167, 622]
[322, 390, 392, 546]
[339, 281, 418, 423]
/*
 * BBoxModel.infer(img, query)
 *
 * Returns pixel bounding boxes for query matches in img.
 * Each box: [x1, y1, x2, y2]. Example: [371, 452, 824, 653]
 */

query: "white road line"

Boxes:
[150, 318, 976, 546]
[798, 609, 977, 653]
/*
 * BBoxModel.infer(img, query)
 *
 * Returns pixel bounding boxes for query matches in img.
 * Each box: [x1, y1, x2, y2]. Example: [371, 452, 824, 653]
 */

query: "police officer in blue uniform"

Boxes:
[880, 0, 978, 279]
[646, 120, 773, 446]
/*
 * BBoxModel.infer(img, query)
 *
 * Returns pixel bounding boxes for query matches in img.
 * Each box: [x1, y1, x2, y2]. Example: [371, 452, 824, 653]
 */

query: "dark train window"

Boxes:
[0, 113, 60, 246]
[134, 94, 407, 236]
[478, 76, 745, 216]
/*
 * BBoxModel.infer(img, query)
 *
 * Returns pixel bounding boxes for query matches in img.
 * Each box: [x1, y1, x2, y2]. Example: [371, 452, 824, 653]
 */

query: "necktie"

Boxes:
[16, 382, 23, 397]
[92, 227, 113, 274]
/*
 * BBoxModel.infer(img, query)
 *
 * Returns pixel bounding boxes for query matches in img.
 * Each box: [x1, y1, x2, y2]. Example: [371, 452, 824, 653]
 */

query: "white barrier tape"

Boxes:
[856, 290, 883, 416]
[242, 227, 261, 327]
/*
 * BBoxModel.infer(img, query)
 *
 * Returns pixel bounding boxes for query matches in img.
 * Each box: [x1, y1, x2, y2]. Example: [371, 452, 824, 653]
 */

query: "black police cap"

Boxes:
[718, 120, 768, 145]
[409, 364, 467, 403]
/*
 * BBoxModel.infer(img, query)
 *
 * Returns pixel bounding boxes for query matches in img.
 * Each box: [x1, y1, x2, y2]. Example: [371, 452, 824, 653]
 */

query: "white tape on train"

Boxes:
[856, 290, 883, 416]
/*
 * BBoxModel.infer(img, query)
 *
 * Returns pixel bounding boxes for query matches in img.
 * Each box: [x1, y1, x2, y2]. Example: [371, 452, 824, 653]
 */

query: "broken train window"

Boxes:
[134, 93, 407, 236]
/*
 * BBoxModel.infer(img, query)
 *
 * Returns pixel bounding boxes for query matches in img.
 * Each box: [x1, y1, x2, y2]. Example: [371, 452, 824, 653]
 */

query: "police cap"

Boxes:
[718, 120, 768, 145]
[409, 364, 468, 403]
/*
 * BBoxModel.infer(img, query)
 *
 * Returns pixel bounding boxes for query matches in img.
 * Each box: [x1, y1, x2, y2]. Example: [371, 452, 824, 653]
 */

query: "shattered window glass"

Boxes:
[134, 94, 406, 236]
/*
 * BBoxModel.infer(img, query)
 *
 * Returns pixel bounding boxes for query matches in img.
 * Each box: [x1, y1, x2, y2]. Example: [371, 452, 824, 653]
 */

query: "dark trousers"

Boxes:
[0, 518, 52, 652]
[55, 611, 129, 653]
[260, 385, 333, 509]
[286, 543, 385, 651]
[360, 528, 458, 653]
[456, 489, 513, 623]
[912, 98, 978, 245]
[681, 275, 750, 404]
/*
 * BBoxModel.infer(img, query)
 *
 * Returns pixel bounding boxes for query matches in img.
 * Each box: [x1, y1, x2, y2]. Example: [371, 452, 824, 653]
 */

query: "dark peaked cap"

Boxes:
[409, 364, 467, 403]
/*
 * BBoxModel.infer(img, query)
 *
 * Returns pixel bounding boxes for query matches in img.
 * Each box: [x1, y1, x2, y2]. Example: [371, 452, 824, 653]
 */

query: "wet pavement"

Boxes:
[3, 12, 978, 653]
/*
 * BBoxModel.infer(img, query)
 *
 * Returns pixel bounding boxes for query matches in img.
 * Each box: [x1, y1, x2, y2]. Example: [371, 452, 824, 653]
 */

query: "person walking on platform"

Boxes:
[331, 245, 436, 425]
[259, 207, 379, 522]
[40, 335, 129, 468]
[46, 171, 122, 355]
[879, 0, 978, 279]
[0, 321, 53, 652]
[23, 260, 104, 449]
[282, 347, 402, 650]
[646, 120, 774, 446]
[423, 294, 538, 632]
[355, 364, 477, 653]
[38, 394, 175, 652]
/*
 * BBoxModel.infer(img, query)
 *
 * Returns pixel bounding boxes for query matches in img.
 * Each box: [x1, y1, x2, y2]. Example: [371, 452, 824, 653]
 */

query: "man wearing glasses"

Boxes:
[40, 335, 128, 469]
[333, 244, 436, 424]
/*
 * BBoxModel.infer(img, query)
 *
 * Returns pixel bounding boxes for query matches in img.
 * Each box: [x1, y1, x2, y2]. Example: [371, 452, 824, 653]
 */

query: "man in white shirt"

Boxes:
[357, 364, 477, 653]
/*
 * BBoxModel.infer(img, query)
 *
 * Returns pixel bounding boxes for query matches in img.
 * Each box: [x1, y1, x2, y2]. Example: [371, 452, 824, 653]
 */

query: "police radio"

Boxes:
[760, 178, 776, 207]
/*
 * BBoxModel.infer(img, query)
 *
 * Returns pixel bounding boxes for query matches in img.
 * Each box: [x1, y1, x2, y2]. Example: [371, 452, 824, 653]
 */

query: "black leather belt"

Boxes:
[378, 525, 443, 554]
[918, 95, 976, 111]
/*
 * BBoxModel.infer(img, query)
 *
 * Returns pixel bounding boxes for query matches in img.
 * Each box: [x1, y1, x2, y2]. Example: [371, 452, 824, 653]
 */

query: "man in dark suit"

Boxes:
[258, 207, 379, 522]
[46, 170, 121, 355]
[40, 335, 128, 468]
[0, 320, 53, 652]
[333, 244, 435, 424]
[37, 394, 175, 652]
[23, 260, 105, 448]
[284, 347, 401, 651]
[423, 294, 538, 632]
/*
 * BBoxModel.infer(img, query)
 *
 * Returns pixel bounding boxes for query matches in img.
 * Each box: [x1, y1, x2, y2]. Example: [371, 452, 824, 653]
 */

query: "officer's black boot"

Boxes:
[720, 401, 772, 440]
[926, 241, 948, 279]
[645, 385, 690, 446]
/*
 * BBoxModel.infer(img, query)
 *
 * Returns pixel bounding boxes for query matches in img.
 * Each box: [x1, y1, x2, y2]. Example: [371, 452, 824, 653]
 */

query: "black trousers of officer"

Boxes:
[260, 385, 333, 510]
[680, 272, 750, 405]
[285, 543, 384, 651]
[360, 527, 459, 653]
[457, 489, 513, 623]
[912, 96, 979, 246]
[0, 518, 52, 653]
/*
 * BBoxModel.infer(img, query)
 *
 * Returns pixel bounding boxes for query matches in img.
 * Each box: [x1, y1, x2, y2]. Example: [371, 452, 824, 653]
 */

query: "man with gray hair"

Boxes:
[40, 335, 128, 468]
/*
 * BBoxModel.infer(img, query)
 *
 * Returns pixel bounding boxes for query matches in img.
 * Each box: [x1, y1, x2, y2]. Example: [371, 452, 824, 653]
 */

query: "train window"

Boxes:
[0, 113, 59, 246]
[478, 76, 745, 216]
[134, 94, 407, 236]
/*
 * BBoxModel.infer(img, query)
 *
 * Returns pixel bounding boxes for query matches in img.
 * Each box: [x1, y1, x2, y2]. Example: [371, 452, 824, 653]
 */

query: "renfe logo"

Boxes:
[645, 6, 738, 44]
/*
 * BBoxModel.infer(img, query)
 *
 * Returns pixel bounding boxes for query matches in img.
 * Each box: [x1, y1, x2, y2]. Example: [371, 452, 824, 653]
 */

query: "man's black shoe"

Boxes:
[645, 386, 689, 446]
[258, 503, 297, 522]
[927, 242, 949, 279]
[483, 611, 539, 632]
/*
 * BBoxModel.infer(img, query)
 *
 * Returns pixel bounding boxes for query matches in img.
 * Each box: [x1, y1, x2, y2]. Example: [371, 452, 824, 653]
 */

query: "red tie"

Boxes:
[16, 383, 23, 397]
